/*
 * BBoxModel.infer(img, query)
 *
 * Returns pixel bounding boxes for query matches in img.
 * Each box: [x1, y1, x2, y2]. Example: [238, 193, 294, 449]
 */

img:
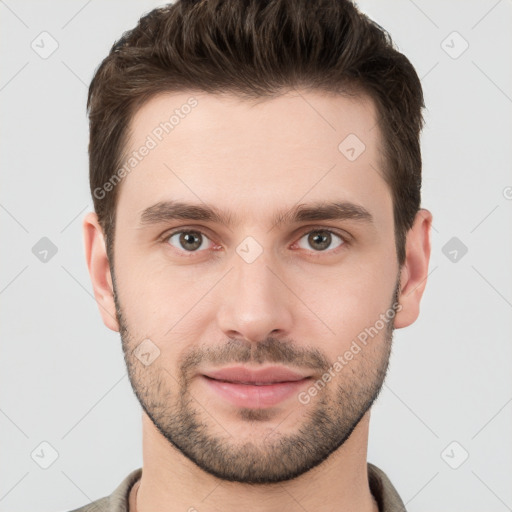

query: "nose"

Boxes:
[216, 249, 295, 343]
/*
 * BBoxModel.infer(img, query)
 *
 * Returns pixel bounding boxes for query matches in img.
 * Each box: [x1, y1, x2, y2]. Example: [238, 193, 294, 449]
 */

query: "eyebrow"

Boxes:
[138, 200, 374, 229]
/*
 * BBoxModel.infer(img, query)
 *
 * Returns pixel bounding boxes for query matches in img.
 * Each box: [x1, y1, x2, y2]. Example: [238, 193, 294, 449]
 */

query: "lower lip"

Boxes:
[202, 376, 311, 408]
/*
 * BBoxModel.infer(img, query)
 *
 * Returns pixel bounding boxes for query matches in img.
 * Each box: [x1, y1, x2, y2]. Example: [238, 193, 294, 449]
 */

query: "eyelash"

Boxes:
[159, 226, 351, 258]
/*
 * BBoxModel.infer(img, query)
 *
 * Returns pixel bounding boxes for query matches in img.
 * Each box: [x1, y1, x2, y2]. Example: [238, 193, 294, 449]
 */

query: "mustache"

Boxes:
[179, 336, 331, 376]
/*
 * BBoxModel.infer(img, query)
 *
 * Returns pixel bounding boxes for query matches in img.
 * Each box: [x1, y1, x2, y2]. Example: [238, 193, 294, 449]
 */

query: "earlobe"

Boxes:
[82, 211, 120, 332]
[394, 209, 433, 329]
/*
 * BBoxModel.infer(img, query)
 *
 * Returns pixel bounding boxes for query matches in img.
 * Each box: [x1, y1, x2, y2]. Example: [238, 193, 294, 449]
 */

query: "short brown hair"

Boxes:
[87, 0, 425, 266]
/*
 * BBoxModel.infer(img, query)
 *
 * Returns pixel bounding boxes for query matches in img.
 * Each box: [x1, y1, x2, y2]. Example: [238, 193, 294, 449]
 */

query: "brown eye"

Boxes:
[167, 230, 212, 252]
[296, 230, 345, 252]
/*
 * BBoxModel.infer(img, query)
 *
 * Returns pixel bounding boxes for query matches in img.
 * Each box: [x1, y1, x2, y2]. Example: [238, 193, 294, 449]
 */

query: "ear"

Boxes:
[394, 208, 433, 329]
[82, 211, 119, 332]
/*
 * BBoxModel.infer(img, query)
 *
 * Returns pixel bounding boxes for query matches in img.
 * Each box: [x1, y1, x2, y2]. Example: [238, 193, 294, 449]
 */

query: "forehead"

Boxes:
[117, 89, 390, 227]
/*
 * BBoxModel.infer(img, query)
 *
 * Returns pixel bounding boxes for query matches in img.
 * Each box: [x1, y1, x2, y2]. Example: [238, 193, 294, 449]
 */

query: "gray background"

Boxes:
[1, 0, 511, 511]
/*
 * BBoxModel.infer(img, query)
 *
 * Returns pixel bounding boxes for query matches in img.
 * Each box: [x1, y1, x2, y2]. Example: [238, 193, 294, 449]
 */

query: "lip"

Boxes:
[202, 365, 310, 384]
[200, 366, 312, 409]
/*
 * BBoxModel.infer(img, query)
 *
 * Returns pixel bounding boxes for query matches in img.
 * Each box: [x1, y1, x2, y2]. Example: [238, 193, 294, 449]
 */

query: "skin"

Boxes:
[83, 89, 432, 512]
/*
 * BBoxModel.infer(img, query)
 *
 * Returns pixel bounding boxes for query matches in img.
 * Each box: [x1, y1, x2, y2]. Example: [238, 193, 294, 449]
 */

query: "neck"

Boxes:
[132, 411, 378, 512]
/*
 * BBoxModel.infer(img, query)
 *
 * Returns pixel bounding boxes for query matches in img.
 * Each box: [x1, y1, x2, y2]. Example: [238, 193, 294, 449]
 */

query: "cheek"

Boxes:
[114, 257, 213, 357]
[113, 259, 167, 341]
[301, 262, 397, 347]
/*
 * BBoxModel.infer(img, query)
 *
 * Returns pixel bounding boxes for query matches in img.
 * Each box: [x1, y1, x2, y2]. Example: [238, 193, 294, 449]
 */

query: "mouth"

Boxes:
[200, 366, 312, 408]
[201, 365, 311, 384]
[204, 377, 301, 385]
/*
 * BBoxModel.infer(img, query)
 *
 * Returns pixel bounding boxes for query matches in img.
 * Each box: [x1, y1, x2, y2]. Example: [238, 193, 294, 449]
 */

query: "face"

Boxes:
[109, 89, 402, 483]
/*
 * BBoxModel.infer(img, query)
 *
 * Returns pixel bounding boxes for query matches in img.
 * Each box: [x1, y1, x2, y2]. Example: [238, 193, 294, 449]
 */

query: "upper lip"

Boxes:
[202, 366, 311, 384]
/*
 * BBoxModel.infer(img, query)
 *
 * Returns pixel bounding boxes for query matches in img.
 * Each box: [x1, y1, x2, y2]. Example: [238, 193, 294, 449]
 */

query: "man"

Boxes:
[76, 0, 432, 510]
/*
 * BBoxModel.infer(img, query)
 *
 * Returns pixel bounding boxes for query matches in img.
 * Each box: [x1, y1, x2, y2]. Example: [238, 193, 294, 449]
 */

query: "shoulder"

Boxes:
[63, 468, 142, 512]
[367, 462, 407, 512]
[66, 496, 109, 512]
